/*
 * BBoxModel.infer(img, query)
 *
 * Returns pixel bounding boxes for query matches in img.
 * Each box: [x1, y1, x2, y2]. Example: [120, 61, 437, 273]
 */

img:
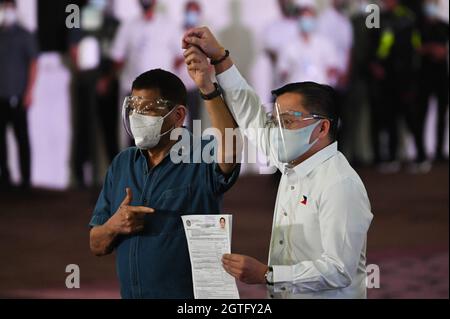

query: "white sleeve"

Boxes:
[324, 39, 340, 70]
[346, 20, 354, 51]
[276, 47, 292, 77]
[109, 22, 130, 62]
[216, 65, 277, 167]
[272, 178, 373, 293]
[263, 24, 277, 52]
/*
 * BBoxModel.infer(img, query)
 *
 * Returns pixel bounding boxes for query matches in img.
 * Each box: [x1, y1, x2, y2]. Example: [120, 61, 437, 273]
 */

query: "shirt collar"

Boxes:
[288, 142, 338, 178]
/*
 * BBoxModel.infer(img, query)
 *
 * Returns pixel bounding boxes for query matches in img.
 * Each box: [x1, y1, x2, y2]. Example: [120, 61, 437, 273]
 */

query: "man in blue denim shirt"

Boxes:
[89, 66, 240, 298]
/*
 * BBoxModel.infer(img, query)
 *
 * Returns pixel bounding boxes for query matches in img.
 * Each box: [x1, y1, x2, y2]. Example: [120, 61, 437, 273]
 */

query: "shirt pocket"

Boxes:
[289, 201, 321, 259]
[147, 185, 192, 235]
[157, 184, 192, 210]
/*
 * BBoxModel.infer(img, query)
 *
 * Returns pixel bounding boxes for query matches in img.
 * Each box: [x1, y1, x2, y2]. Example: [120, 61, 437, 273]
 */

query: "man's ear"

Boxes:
[174, 105, 187, 127]
[318, 120, 330, 139]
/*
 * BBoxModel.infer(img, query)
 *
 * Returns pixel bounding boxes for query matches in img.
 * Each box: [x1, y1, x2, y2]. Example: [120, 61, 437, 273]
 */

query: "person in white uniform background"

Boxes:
[110, 0, 176, 148]
[263, 0, 299, 89]
[317, 0, 353, 91]
[317, 0, 354, 162]
[277, 0, 340, 87]
[183, 26, 373, 299]
[173, 0, 204, 131]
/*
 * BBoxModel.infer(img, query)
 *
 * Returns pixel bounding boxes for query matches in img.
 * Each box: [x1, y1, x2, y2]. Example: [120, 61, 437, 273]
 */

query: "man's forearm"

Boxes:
[214, 53, 234, 75]
[89, 222, 118, 256]
[202, 90, 240, 174]
[25, 60, 38, 94]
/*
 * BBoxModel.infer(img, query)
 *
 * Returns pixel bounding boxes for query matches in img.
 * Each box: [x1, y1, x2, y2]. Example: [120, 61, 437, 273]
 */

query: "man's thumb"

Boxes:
[122, 188, 132, 205]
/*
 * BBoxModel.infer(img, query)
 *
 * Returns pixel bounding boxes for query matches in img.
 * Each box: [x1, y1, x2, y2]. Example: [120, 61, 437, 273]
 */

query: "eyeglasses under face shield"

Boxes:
[264, 102, 332, 130]
[122, 96, 178, 137]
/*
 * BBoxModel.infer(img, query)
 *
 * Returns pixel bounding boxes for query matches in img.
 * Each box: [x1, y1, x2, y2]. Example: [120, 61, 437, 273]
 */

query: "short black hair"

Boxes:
[132, 69, 187, 107]
[272, 82, 339, 142]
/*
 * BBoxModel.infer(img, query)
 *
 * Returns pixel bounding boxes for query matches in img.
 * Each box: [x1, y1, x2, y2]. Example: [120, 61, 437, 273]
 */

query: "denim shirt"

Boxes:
[89, 137, 240, 298]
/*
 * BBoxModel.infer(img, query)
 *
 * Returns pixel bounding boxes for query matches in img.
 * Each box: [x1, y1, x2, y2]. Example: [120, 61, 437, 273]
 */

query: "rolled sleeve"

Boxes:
[210, 162, 240, 195]
[202, 136, 241, 195]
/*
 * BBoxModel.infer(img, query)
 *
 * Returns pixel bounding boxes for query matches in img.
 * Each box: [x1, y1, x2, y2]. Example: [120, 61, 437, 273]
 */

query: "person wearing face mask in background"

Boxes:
[110, 0, 177, 149]
[263, 0, 301, 90]
[0, 0, 38, 192]
[277, 0, 340, 87]
[88, 66, 241, 298]
[183, 27, 373, 299]
[69, 0, 120, 189]
[415, 0, 449, 166]
[173, 1, 203, 132]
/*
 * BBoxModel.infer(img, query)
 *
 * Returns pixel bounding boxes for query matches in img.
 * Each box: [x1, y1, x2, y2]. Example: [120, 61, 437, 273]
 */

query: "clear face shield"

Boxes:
[265, 102, 330, 164]
[122, 96, 178, 149]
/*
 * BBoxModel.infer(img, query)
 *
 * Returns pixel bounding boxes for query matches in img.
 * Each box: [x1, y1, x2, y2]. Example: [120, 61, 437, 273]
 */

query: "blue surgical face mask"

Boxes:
[185, 10, 199, 27]
[424, 3, 440, 19]
[89, 0, 108, 11]
[298, 16, 317, 34]
[271, 120, 321, 163]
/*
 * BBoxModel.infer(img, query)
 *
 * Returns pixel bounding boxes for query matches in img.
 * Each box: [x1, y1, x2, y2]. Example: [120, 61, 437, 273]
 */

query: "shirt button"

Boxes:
[281, 287, 286, 291]
[290, 186, 295, 190]
[283, 211, 288, 216]
[270, 294, 274, 298]
[279, 240, 283, 245]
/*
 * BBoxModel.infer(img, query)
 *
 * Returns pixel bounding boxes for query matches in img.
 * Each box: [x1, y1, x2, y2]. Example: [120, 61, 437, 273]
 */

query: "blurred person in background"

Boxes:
[317, 0, 354, 160]
[69, 0, 120, 189]
[173, 1, 203, 131]
[415, 0, 449, 167]
[110, 0, 176, 149]
[0, 0, 38, 191]
[346, 0, 373, 166]
[88, 66, 240, 298]
[263, 0, 299, 89]
[278, 0, 340, 88]
[368, 0, 422, 173]
[184, 27, 373, 299]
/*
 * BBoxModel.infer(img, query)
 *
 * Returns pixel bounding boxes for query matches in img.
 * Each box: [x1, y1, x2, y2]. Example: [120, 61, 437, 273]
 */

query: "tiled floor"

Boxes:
[0, 165, 448, 299]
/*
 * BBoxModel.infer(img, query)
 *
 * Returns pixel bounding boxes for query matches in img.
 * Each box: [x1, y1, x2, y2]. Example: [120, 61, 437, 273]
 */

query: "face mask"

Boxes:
[0, 8, 17, 27]
[424, 3, 439, 19]
[185, 11, 199, 27]
[89, 0, 108, 11]
[129, 107, 177, 150]
[271, 121, 321, 163]
[81, 6, 103, 31]
[298, 16, 317, 34]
